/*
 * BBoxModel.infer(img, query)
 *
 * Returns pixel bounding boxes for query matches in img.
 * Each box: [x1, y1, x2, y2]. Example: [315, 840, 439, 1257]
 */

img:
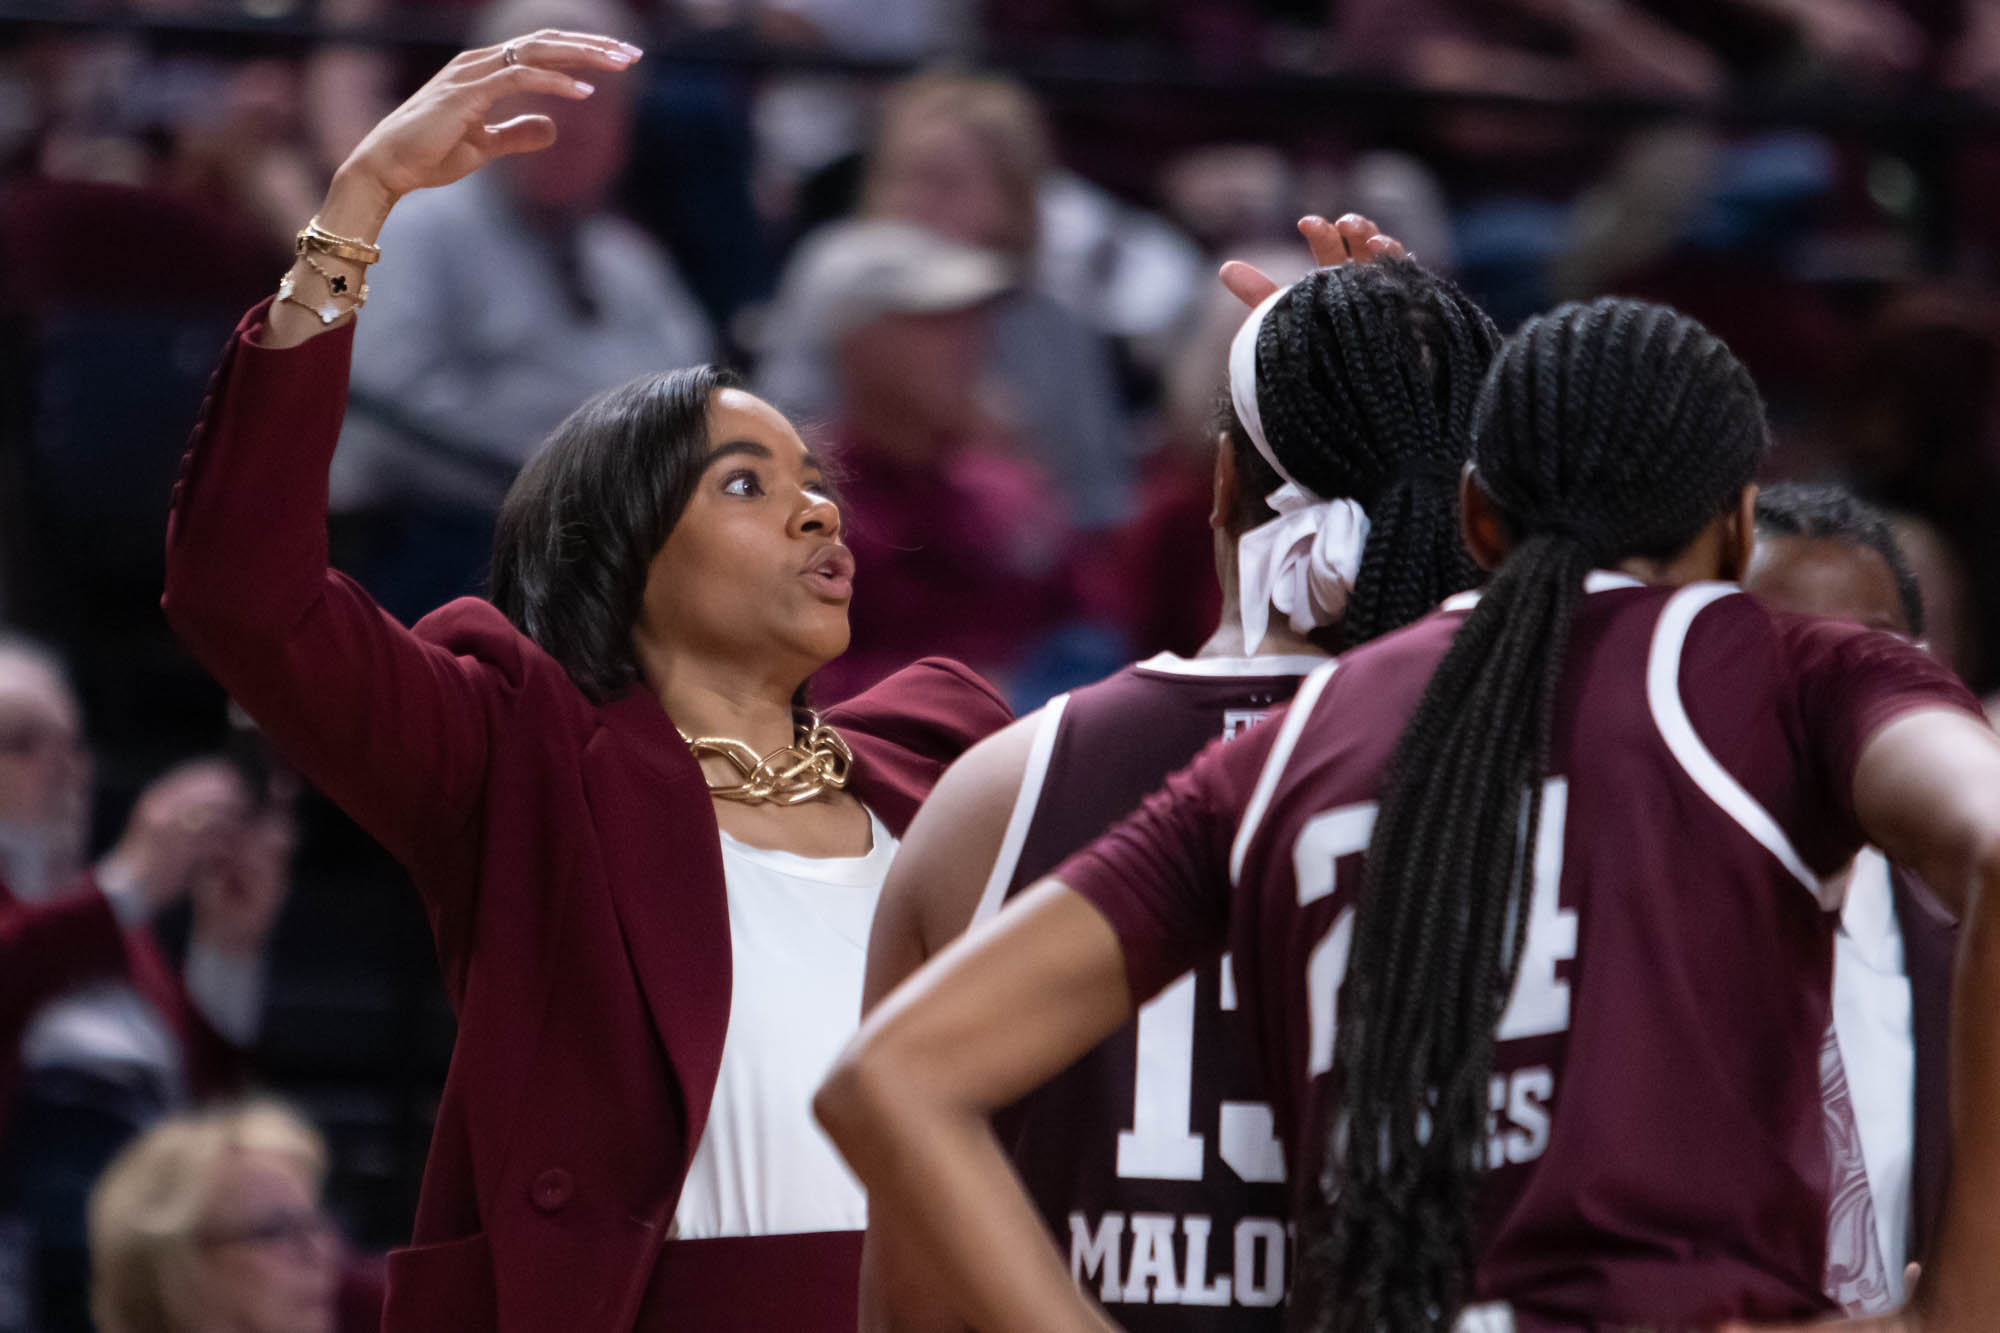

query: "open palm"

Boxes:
[345, 29, 641, 206]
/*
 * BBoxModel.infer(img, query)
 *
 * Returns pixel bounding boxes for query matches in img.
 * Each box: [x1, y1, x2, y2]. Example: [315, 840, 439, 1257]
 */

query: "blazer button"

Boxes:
[530, 1168, 574, 1214]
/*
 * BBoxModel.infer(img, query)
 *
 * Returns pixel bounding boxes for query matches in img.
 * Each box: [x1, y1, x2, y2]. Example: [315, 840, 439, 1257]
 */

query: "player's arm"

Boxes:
[861, 710, 1047, 1015]
[1844, 708, 2000, 1333]
[827, 725, 1251, 1333]
[822, 880, 1133, 1333]
[1723, 703, 2000, 1333]
[857, 712, 1046, 1333]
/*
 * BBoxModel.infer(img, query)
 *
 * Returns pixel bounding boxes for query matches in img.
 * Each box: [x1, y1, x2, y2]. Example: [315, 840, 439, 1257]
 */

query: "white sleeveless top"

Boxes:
[1829, 847, 1914, 1304]
[672, 809, 898, 1239]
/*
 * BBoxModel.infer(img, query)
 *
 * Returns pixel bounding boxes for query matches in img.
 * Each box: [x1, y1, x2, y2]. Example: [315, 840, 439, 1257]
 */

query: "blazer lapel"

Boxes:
[584, 688, 732, 1194]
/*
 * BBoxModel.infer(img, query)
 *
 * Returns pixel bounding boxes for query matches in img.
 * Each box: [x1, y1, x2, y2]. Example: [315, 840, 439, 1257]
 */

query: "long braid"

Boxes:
[1250, 259, 1502, 649]
[1294, 299, 1770, 1333]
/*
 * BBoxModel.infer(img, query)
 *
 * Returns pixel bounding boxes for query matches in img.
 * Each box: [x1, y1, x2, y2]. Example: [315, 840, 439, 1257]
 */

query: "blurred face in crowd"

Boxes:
[635, 389, 852, 685]
[492, 77, 633, 218]
[870, 119, 1025, 258]
[192, 1149, 338, 1333]
[835, 307, 988, 454]
[1743, 534, 1910, 636]
[0, 648, 90, 864]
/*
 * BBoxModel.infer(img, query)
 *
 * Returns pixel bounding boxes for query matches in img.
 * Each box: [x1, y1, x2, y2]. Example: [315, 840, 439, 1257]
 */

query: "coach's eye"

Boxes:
[721, 470, 764, 498]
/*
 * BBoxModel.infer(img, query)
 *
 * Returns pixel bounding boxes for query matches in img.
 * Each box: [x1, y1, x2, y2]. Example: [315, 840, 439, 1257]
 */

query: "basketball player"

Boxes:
[857, 220, 1499, 1329]
[1745, 482, 1953, 1311]
[818, 299, 2000, 1333]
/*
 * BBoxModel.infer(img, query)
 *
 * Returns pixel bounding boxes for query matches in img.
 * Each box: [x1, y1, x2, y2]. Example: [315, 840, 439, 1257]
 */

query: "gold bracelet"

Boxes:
[296, 216, 381, 267]
[275, 259, 367, 327]
[299, 250, 369, 309]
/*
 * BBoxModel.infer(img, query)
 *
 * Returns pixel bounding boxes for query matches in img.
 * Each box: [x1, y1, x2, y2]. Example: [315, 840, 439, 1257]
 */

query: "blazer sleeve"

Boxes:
[826, 657, 1013, 832]
[162, 303, 505, 899]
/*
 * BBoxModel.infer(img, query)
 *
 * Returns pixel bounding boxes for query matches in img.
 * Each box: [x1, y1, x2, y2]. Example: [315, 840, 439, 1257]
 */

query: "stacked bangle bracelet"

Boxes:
[278, 216, 380, 325]
[295, 217, 381, 266]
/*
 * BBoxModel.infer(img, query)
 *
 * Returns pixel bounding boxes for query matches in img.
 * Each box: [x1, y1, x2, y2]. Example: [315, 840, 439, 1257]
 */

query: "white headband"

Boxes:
[1227, 281, 1372, 650]
[1227, 283, 1299, 492]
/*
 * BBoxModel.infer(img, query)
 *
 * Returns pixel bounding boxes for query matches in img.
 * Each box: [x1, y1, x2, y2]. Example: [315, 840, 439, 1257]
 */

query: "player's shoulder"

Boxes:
[1672, 582, 1931, 688]
[1072, 652, 1320, 728]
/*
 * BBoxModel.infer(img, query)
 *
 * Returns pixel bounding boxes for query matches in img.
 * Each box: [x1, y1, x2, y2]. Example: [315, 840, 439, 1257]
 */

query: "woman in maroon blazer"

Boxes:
[159, 30, 1010, 1333]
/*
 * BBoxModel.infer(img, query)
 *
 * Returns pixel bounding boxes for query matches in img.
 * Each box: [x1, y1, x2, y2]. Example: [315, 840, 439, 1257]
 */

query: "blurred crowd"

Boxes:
[6, 0, 2000, 1328]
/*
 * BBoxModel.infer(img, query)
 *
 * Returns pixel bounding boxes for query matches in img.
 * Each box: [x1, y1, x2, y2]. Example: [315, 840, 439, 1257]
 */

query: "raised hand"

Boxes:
[191, 803, 296, 957]
[335, 29, 643, 220]
[265, 28, 644, 347]
[1220, 213, 1407, 308]
[98, 760, 254, 917]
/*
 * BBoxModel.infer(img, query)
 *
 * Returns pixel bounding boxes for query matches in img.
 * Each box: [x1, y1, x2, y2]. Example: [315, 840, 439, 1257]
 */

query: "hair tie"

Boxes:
[1237, 484, 1371, 650]
[1526, 517, 1609, 554]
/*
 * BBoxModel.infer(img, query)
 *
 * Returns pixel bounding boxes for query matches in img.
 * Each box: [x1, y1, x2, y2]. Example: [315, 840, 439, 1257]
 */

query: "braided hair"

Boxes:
[1295, 298, 1769, 1332]
[1239, 258, 1501, 649]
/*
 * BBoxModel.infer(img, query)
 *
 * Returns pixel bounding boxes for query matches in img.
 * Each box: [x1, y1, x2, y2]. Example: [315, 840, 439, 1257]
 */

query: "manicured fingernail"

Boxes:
[619, 41, 644, 57]
[606, 49, 635, 63]
[573, 79, 595, 94]
[1301, 214, 1328, 227]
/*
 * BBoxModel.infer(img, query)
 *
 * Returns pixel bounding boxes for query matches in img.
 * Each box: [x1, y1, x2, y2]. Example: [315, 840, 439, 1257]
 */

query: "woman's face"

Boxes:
[636, 389, 852, 684]
[871, 119, 1022, 256]
[193, 1150, 337, 1333]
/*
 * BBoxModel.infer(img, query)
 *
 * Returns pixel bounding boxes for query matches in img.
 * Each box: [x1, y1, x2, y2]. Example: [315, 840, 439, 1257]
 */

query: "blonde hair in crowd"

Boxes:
[863, 69, 1052, 258]
[88, 1101, 328, 1333]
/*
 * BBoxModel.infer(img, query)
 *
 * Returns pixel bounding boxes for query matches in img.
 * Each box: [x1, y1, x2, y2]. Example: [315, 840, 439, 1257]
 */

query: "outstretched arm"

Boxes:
[263, 30, 641, 350]
[1851, 710, 2000, 1333]
[857, 711, 1047, 1333]
[823, 881, 1134, 1333]
[162, 31, 641, 894]
[828, 721, 1252, 1333]
[1728, 706, 2000, 1333]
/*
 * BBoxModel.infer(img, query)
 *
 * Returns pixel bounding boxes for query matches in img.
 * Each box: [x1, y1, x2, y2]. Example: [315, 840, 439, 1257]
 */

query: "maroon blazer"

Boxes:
[161, 304, 1012, 1333]
[0, 877, 242, 1134]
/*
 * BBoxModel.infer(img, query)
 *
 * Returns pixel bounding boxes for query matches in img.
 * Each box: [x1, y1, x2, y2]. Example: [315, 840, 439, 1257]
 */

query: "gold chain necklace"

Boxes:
[678, 709, 854, 806]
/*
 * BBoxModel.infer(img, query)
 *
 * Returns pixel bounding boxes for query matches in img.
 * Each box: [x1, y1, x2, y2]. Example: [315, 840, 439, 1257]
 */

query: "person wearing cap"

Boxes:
[159, 30, 1011, 1333]
[760, 70, 1138, 532]
[774, 219, 1079, 704]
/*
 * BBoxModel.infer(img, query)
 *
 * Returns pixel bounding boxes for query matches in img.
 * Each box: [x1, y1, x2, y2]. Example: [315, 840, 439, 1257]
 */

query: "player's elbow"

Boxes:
[815, 1034, 904, 1171]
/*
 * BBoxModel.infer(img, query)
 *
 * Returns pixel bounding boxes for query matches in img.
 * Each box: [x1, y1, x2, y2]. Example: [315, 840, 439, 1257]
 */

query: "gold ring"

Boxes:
[502, 41, 520, 67]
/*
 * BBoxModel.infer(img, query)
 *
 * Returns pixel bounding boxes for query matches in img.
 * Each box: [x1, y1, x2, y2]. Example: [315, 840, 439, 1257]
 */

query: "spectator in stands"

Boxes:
[1822, 290, 2000, 693]
[88, 1101, 338, 1333]
[0, 637, 290, 1333]
[329, 0, 716, 622]
[1745, 481, 1953, 1311]
[769, 219, 1077, 703]
[762, 70, 1138, 529]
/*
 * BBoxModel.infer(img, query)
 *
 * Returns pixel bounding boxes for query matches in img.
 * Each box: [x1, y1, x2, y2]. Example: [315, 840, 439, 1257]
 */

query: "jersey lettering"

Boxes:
[1293, 781, 1576, 1164]
[1069, 1211, 1290, 1307]
[1119, 970, 1284, 1184]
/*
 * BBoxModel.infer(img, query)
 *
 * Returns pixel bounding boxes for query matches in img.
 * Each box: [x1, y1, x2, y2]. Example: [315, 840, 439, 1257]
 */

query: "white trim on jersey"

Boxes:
[971, 694, 1072, 929]
[1440, 568, 1644, 614]
[1131, 651, 1328, 678]
[1230, 660, 1342, 887]
[1646, 582, 1832, 907]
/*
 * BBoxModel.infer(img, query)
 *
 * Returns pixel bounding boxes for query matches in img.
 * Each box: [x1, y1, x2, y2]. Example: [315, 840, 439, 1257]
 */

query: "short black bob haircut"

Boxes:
[1753, 481, 1925, 637]
[490, 364, 737, 704]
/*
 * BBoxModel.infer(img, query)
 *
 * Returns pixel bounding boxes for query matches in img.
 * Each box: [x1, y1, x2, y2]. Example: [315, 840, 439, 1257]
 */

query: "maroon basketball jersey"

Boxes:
[986, 653, 1322, 1328]
[1055, 577, 1983, 1332]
